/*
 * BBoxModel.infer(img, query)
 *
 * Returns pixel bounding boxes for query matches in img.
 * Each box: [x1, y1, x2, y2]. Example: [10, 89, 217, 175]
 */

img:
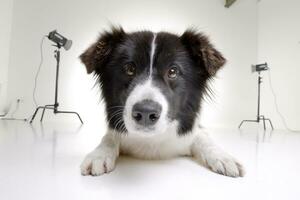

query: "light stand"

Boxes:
[30, 44, 83, 124]
[238, 66, 274, 130]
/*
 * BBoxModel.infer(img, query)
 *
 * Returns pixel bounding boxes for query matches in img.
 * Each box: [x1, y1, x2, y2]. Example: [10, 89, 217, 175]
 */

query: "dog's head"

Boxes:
[80, 27, 225, 136]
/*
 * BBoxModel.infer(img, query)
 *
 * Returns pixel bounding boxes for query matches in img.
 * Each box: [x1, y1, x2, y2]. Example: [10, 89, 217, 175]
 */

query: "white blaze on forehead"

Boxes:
[123, 33, 171, 135]
[149, 33, 157, 77]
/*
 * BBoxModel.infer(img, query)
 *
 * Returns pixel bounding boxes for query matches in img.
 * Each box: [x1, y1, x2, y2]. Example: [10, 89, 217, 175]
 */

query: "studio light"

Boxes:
[251, 63, 269, 73]
[238, 62, 274, 130]
[30, 30, 83, 124]
[225, 0, 237, 8]
[48, 30, 72, 50]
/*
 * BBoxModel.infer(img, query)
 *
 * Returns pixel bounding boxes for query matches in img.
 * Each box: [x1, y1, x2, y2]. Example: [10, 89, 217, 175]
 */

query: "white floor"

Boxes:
[0, 120, 299, 200]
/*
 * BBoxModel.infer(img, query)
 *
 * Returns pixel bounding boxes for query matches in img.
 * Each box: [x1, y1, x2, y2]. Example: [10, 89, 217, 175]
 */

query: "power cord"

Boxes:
[33, 35, 47, 108]
[0, 99, 27, 121]
[25, 35, 47, 121]
[267, 69, 300, 132]
[1, 35, 47, 122]
[0, 102, 10, 118]
[9, 99, 20, 117]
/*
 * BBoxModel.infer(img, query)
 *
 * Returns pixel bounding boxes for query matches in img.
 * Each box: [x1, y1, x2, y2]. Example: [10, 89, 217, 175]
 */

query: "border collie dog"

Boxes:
[80, 27, 244, 177]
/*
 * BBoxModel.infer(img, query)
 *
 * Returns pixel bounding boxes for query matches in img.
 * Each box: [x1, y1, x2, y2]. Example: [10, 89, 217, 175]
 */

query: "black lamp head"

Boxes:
[48, 30, 72, 50]
[251, 63, 269, 73]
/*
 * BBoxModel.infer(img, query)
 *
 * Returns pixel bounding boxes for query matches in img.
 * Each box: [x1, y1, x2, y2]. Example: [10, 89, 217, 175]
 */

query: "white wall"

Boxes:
[7, 0, 258, 128]
[258, 0, 300, 130]
[0, 0, 14, 114]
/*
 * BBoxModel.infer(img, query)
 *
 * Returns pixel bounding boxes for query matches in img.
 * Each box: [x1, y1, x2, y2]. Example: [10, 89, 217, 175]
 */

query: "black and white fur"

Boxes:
[80, 27, 245, 177]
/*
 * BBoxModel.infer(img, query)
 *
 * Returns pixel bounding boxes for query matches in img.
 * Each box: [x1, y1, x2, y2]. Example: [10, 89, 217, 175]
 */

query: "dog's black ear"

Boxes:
[80, 26, 126, 74]
[180, 29, 226, 76]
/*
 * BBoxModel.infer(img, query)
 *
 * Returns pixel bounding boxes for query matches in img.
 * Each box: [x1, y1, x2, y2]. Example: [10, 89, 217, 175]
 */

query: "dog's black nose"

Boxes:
[132, 100, 162, 126]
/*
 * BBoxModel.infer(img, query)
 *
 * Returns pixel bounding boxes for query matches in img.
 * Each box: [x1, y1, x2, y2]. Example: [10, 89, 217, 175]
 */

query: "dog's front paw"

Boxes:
[80, 150, 117, 176]
[204, 150, 245, 177]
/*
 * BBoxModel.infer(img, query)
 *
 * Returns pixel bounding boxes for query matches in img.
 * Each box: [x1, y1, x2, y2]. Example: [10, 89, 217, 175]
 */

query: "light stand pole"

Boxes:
[238, 72, 273, 130]
[30, 44, 83, 124]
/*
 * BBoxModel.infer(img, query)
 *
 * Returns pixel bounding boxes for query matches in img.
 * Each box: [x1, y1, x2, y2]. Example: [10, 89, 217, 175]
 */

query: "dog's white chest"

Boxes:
[119, 130, 195, 159]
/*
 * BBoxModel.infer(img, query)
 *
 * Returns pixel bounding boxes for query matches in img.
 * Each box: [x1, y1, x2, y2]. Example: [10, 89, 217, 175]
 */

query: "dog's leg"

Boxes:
[80, 130, 120, 176]
[191, 131, 245, 177]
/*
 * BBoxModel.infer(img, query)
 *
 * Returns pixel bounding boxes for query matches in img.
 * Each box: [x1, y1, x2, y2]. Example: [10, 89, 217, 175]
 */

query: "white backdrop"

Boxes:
[0, 0, 13, 113]
[6, 0, 259, 128]
[258, 0, 300, 130]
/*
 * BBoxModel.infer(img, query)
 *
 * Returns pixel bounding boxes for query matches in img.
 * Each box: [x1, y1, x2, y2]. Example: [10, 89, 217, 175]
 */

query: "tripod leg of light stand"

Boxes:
[40, 105, 54, 122]
[238, 71, 275, 130]
[40, 107, 46, 122]
[238, 121, 244, 129]
[30, 47, 83, 124]
[238, 119, 258, 129]
[56, 110, 83, 124]
[30, 106, 44, 123]
[265, 118, 274, 130]
[262, 116, 266, 130]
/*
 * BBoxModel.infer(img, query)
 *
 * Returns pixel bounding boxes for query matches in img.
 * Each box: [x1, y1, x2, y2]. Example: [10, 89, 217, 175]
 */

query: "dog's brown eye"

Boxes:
[124, 63, 136, 76]
[168, 66, 179, 79]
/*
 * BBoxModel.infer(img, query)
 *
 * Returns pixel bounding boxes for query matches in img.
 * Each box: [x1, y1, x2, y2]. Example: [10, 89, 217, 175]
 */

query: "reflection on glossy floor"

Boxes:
[0, 121, 299, 200]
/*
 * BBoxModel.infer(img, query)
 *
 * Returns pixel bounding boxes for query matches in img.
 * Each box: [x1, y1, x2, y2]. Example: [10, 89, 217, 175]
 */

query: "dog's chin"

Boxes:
[125, 124, 168, 136]
[123, 119, 170, 137]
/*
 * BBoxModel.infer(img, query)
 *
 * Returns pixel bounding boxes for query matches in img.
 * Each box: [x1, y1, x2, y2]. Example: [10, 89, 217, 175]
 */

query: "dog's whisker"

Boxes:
[111, 115, 123, 129]
[114, 117, 124, 129]
[107, 111, 123, 120]
[106, 108, 124, 115]
[107, 114, 123, 127]
[106, 106, 125, 110]
[119, 123, 127, 134]
[112, 116, 124, 136]
[107, 110, 124, 122]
